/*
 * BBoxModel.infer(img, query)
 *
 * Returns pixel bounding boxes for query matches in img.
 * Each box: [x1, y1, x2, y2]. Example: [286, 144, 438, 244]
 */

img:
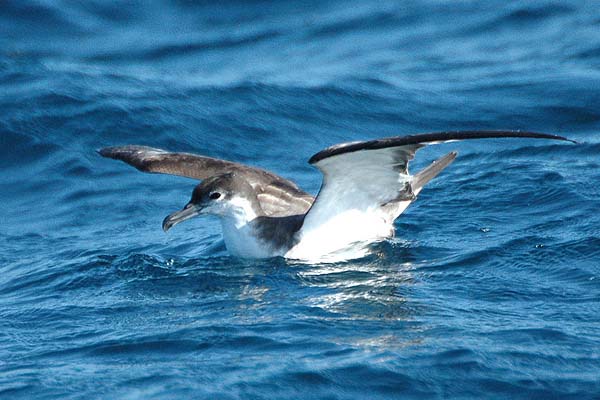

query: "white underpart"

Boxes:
[286, 147, 418, 262]
[218, 196, 275, 259]
[285, 208, 396, 262]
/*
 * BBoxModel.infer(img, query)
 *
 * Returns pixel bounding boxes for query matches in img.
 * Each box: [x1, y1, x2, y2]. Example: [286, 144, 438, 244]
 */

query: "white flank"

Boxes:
[221, 218, 275, 259]
[285, 209, 392, 262]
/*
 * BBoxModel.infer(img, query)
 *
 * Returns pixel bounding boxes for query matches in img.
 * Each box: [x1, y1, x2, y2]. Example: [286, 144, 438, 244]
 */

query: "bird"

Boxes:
[99, 130, 574, 262]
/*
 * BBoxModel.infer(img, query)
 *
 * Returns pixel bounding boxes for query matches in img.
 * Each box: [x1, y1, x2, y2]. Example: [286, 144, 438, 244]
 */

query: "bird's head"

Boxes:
[162, 173, 259, 232]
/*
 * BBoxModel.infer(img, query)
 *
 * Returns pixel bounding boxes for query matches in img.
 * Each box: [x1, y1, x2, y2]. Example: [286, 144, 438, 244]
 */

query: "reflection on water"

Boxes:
[293, 254, 427, 351]
[296, 245, 417, 320]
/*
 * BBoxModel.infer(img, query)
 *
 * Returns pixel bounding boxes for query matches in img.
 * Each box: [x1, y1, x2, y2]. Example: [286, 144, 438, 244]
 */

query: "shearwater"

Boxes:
[99, 130, 574, 262]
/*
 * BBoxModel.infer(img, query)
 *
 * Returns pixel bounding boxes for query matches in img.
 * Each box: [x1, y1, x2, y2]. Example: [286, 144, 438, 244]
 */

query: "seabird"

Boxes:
[99, 131, 574, 262]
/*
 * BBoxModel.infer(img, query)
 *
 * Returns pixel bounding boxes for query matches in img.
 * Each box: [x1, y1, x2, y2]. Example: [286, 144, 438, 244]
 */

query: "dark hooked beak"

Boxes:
[162, 203, 202, 232]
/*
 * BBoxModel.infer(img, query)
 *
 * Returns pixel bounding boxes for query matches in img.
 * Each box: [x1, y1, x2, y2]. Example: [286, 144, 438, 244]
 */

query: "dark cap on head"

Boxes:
[190, 172, 253, 205]
[163, 173, 262, 232]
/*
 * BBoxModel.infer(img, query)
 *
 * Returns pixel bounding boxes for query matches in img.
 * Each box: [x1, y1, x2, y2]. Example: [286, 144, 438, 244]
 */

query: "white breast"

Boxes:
[218, 196, 282, 259]
[220, 218, 276, 259]
[284, 207, 397, 263]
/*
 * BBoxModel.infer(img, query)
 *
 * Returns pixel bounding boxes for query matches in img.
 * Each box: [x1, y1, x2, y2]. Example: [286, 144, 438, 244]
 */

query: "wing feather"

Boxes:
[98, 145, 241, 180]
[98, 145, 314, 216]
[309, 130, 574, 164]
[292, 130, 573, 258]
[306, 130, 573, 222]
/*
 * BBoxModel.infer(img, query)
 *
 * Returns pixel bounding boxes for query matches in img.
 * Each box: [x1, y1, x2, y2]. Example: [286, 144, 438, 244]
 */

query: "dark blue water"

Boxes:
[2, 1, 600, 398]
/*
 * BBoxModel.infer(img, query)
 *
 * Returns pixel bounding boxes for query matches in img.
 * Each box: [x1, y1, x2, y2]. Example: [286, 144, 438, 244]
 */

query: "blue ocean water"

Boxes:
[1, 0, 600, 398]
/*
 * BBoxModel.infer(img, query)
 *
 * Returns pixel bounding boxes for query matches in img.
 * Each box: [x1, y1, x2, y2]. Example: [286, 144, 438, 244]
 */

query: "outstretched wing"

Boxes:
[294, 130, 573, 256]
[99, 145, 314, 216]
[98, 145, 242, 180]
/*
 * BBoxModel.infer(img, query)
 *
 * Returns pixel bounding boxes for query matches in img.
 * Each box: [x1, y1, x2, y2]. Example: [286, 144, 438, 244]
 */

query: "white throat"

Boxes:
[223, 196, 259, 228]
[218, 197, 275, 258]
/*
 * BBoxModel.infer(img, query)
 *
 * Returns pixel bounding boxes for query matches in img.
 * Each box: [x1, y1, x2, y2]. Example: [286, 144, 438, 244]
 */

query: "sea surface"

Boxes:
[1, 1, 600, 399]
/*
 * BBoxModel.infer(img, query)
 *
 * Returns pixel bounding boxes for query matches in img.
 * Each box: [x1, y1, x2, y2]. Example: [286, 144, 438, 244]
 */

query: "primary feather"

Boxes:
[98, 145, 313, 216]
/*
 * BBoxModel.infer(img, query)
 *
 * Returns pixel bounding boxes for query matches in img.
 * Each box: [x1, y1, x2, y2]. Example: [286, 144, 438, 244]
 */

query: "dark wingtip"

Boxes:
[97, 147, 116, 158]
[162, 216, 171, 233]
[309, 130, 576, 164]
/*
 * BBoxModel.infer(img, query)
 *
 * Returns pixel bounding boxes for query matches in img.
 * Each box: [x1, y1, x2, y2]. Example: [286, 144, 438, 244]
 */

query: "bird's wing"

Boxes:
[98, 145, 243, 180]
[301, 130, 574, 233]
[99, 145, 313, 216]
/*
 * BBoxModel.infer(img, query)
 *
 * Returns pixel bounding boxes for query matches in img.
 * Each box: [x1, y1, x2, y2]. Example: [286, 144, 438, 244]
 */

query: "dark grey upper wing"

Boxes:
[309, 130, 575, 164]
[99, 145, 313, 216]
[98, 145, 242, 180]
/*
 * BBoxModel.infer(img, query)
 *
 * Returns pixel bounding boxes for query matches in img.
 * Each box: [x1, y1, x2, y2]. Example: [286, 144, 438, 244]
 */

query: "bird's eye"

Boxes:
[209, 192, 221, 200]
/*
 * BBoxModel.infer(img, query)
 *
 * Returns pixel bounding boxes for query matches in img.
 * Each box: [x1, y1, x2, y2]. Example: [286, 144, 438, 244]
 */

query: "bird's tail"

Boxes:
[412, 151, 457, 193]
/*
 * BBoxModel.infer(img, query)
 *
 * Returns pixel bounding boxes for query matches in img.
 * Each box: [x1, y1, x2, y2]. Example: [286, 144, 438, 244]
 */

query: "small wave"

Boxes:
[503, 4, 575, 21]
[0, 1, 87, 35]
[464, 3, 575, 35]
[489, 327, 583, 345]
[0, 131, 60, 169]
[88, 30, 281, 62]
[308, 9, 408, 38]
